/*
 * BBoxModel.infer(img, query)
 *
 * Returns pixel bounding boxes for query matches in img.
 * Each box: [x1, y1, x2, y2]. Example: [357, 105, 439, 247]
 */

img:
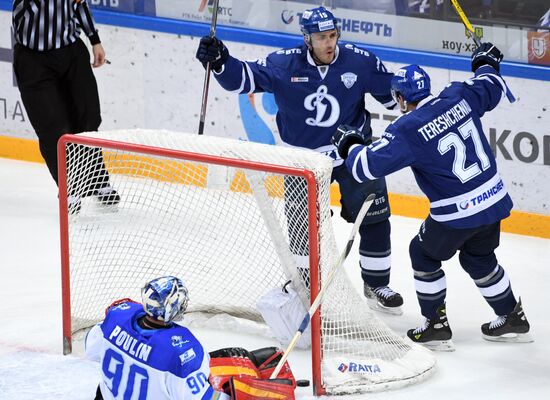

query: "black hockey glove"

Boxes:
[471, 42, 503, 72]
[331, 124, 367, 159]
[196, 36, 229, 72]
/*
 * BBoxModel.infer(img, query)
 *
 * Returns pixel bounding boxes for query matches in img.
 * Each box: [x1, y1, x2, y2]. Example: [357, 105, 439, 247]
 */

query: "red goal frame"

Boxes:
[57, 134, 327, 395]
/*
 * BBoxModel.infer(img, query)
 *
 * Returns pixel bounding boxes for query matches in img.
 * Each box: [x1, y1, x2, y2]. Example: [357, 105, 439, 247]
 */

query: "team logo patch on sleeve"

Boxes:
[341, 72, 357, 89]
[179, 348, 196, 365]
[171, 335, 189, 347]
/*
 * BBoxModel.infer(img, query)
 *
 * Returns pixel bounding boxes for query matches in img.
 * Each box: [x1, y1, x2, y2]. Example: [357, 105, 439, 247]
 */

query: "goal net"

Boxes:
[58, 129, 435, 395]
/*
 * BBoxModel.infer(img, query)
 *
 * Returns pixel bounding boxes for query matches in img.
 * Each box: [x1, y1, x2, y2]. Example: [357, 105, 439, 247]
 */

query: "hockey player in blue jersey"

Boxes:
[332, 43, 533, 350]
[85, 276, 228, 400]
[196, 6, 403, 314]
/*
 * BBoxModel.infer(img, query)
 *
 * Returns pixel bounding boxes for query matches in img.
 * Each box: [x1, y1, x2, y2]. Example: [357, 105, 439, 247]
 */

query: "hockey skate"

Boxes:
[364, 284, 404, 315]
[95, 186, 121, 206]
[482, 298, 533, 343]
[68, 195, 81, 215]
[407, 304, 455, 351]
[68, 187, 120, 215]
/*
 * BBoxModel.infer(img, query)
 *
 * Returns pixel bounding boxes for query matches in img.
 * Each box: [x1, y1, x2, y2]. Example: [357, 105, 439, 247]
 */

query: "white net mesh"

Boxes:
[60, 129, 435, 394]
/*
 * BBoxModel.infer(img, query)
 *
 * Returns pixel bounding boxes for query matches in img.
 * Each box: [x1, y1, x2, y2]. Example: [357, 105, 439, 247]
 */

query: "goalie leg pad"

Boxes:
[229, 376, 295, 400]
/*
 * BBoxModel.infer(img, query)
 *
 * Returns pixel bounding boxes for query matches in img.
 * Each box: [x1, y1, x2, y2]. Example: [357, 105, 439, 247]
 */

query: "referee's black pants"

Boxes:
[13, 38, 110, 195]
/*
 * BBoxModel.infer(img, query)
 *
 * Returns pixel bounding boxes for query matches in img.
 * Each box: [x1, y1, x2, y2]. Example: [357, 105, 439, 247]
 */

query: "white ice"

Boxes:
[1, 158, 549, 399]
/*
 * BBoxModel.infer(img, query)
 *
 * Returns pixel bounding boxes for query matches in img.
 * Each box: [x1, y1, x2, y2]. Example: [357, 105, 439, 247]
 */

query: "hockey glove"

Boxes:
[331, 124, 367, 159]
[250, 347, 296, 383]
[209, 347, 296, 395]
[471, 42, 503, 72]
[196, 36, 229, 72]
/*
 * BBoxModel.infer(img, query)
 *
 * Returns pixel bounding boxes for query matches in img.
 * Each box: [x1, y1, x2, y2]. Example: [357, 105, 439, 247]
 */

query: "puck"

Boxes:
[296, 379, 310, 387]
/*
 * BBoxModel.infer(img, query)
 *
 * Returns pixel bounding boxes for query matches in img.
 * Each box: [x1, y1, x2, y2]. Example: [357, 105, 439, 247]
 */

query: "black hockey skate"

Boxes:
[364, 284, 404, 315]
[482, 298, 533, 343]
[407, 304, 455, 351]
[95, 186, 121, 206]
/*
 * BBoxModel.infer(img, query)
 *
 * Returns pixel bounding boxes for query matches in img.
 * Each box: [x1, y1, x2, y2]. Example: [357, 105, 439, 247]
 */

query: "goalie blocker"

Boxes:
[209, 347, 297, 400]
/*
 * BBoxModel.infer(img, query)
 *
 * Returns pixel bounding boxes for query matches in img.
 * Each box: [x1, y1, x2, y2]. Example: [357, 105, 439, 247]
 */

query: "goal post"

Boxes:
[58, 129, 436, 396]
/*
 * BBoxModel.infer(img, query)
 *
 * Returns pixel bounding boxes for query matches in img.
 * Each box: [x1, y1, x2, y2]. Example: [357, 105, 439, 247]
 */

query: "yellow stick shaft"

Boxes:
[450, 0, 474, 33]
[450, 0, 481, 46]
[450, 0, 516, 103]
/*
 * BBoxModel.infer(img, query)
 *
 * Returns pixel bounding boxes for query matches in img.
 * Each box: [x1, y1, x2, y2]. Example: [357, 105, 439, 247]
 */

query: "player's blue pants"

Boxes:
[409, 216, 517, 319]
[332, 165, 392, 288]
[284, 166, 392, 288]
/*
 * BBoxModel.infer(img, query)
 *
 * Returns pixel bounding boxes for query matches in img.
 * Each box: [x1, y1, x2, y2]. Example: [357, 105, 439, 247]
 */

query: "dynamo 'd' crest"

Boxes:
[304, 85, 340, 127]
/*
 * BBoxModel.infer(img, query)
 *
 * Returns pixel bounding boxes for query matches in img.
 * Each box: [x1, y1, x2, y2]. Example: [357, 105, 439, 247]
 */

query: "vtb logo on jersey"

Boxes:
[459, 200, 471, 210]
[341, 72, 357, 89]
[304, 85, 340, 127]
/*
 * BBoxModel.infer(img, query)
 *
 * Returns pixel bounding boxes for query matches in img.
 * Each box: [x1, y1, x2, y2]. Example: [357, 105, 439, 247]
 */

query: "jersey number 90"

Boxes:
[187, 371, 209, 394]
[102, 348, 149, 400]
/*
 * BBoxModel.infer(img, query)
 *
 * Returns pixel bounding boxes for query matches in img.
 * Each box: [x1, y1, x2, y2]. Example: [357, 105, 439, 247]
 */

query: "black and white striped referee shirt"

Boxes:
[12, 0, 100, 51]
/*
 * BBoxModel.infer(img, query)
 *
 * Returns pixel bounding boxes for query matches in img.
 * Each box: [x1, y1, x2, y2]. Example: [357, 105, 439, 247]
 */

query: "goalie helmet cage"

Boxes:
[58, 129, 436, 396]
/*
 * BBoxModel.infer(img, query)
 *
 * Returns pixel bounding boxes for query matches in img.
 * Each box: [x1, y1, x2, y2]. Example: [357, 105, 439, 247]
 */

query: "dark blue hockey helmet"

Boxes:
[300, 6, 339, 35]
[390, 65, 431, 104]
[141, 276, 189, 323]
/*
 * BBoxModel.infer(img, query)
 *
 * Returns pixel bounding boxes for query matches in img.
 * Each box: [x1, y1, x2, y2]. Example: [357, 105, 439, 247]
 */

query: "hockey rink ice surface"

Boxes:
[1, 158, 549, 399]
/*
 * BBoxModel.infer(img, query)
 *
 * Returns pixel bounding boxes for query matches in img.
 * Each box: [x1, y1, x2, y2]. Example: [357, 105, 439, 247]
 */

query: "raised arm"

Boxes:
[463, 42, 512, 116]
[195, 36, 276, 94]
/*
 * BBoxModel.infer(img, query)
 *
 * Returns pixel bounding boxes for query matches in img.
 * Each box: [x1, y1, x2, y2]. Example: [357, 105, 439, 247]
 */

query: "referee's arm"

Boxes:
[75, 0, 101, 45]
[76, 0, 107, 67]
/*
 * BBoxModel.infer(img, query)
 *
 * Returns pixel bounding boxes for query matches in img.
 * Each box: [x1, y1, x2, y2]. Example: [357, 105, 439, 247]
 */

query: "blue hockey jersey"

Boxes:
[346, 65, 513, 229]
[213, 43, 395, 164]
[85, 302, 215, 400]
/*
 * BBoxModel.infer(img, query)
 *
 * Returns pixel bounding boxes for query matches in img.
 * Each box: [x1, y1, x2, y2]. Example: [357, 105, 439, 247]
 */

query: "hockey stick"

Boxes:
[450, 0, 481, 47]
[198, 0, 220, 135]
[270, 193, 376, 379]
[450, 0, 516, 102]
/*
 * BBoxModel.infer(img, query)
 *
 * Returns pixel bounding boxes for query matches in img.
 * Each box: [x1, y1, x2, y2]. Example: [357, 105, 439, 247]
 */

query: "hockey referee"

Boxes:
[12, 0, 119, 213]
